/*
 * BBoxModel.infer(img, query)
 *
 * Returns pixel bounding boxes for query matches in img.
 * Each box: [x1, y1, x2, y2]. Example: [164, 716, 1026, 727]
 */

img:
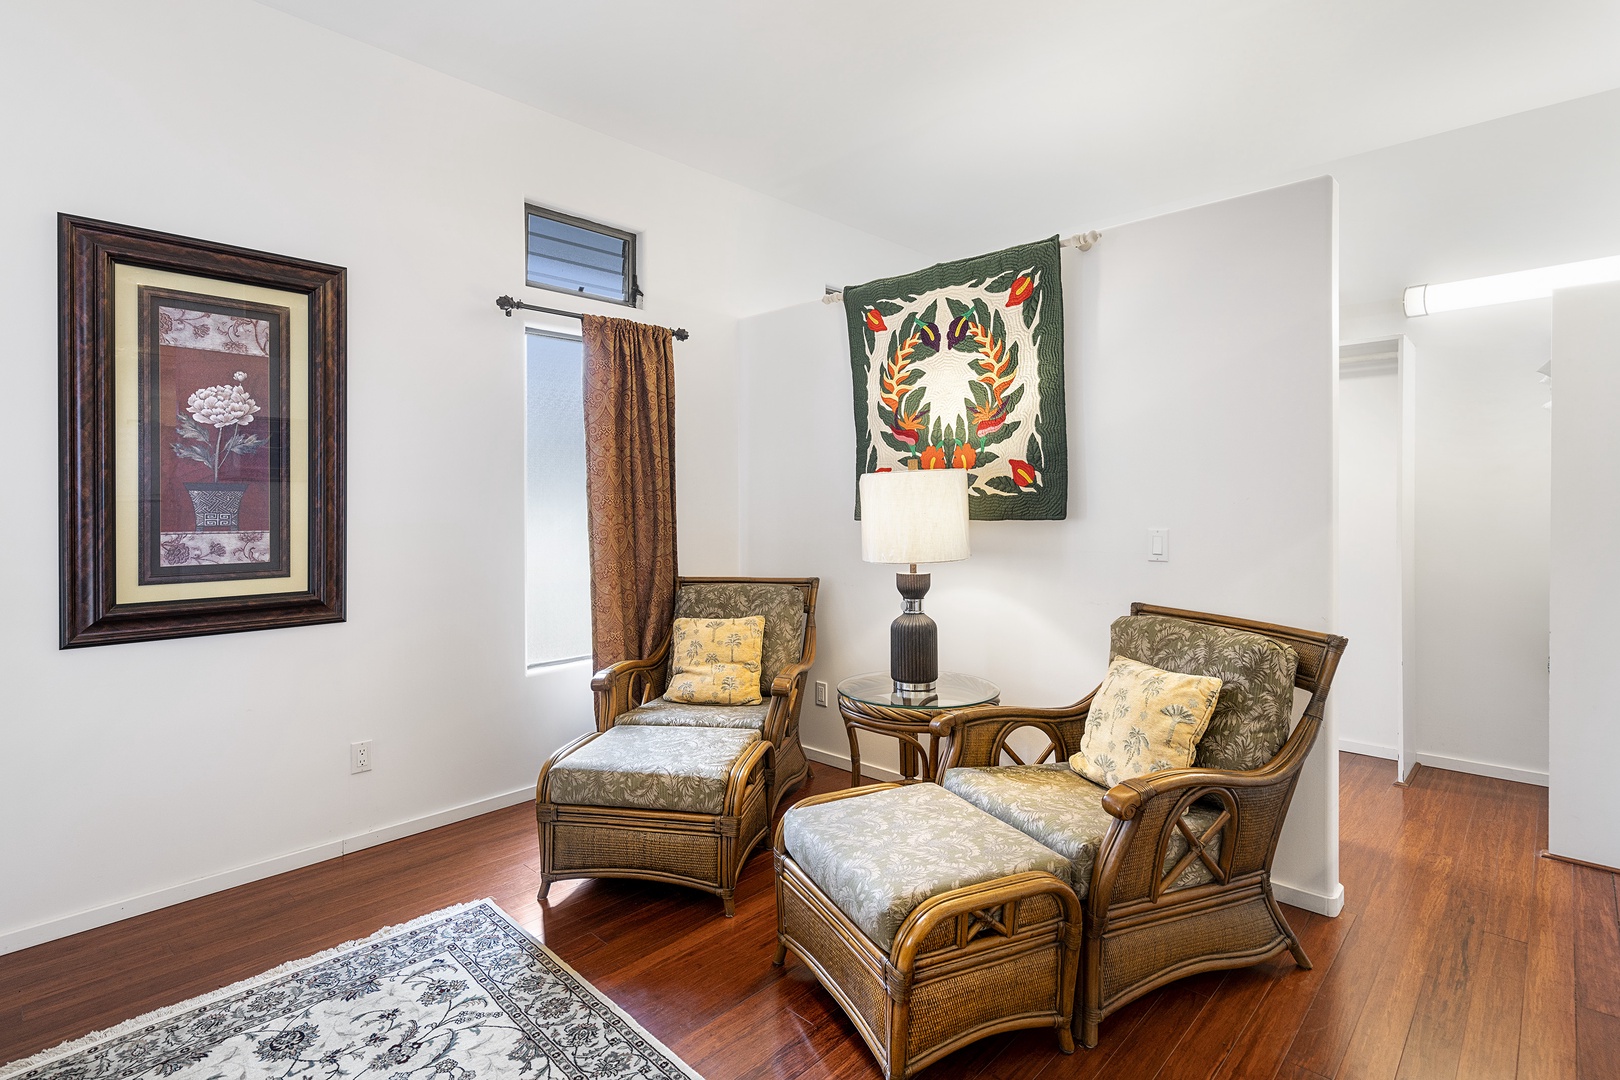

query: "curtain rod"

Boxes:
[819, 231, 1102, 304]
[495, 295, 690, 340]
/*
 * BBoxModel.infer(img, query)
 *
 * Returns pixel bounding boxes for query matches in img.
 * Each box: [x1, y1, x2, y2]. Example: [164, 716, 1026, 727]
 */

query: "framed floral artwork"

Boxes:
[59, 215, 345, 647]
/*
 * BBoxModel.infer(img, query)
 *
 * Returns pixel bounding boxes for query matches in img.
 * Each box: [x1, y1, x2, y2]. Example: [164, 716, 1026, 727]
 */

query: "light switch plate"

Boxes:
[814, 680, 829, 707]
[1148, 528, 1170, 562]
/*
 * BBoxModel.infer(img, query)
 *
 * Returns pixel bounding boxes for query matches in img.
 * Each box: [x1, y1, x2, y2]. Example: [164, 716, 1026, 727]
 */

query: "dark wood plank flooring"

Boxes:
[2, 753, 1617, 1079]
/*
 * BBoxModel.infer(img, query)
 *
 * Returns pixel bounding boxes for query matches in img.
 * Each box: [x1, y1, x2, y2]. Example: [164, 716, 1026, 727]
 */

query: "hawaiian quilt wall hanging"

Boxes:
[843, 237, 1066, 520]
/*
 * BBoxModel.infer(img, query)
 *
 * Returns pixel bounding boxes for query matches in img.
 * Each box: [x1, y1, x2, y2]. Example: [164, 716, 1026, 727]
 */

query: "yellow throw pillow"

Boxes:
[1070, 657, 1223, 789]
[664, 616, 766, 705]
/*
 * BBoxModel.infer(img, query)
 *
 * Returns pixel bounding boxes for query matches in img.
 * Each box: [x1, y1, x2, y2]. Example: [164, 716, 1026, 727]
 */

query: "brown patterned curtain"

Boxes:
[581, 314, 678, 671]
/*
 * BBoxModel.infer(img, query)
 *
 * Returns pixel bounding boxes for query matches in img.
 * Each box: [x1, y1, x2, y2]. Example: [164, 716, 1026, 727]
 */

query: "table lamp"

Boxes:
[859, 470, 971, 695]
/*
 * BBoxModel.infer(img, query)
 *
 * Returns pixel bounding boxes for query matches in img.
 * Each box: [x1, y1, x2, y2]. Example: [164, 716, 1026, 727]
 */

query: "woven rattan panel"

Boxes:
[908, 946, 1059, 1055]
[1018, 892, 1062, 925]
[781, 884, 890, 1044]
[1100, 894, 1277, 1002]
[1231, 785, 1292, 870]
[776, 738, 808, 788]
[960, 726, 1001, 763]
[916, 919, 956, 956]
[740, 794, 767, 857]
[552, 823, 719, 882]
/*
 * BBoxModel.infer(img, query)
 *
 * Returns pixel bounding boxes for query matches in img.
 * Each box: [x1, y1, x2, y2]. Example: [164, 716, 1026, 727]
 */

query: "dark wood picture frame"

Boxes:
[60, 214, 346, 647]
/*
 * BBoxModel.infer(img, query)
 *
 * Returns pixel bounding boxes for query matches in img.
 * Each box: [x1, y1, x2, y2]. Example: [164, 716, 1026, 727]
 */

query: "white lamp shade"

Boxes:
[860, 470, 970, 565]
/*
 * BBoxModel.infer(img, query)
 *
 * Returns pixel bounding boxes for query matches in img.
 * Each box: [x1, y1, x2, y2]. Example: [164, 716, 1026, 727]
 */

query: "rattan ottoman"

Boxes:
[535, 724, 773, 917]
[773, 783, 1081, 1080]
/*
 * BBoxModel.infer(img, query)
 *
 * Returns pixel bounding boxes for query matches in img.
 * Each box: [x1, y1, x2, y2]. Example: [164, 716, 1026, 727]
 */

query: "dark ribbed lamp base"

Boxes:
[890, 572, 938, 692]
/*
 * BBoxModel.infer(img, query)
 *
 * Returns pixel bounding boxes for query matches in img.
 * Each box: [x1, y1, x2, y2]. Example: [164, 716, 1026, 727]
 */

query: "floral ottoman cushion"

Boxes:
[943, 763, 1223, 898]
[781, 783, 1071, 950]
[546, 725, 760, 815]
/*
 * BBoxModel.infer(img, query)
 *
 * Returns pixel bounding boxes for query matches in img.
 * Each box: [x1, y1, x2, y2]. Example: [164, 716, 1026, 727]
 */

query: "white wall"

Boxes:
[1063, 90, 1620, 788]
[1321, 92, 1620, 785]
[1549, 281, 1620, 870]
[0, 0, 922, 952]
[1334, 359, 1403, 759]
[739, 179, 1343, 913]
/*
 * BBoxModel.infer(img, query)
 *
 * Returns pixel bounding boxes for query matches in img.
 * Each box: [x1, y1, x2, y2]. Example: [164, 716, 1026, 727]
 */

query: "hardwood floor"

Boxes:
[2, 753, 1617, 1079]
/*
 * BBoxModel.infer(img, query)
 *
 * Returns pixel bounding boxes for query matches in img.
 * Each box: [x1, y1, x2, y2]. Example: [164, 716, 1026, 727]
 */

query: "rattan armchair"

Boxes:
[929, 603, 1346, 1048]
[591, 576, 818, 811]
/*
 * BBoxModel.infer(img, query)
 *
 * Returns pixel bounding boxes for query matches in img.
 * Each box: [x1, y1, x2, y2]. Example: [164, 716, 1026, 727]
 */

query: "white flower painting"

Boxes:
[172, 373, 267, 481]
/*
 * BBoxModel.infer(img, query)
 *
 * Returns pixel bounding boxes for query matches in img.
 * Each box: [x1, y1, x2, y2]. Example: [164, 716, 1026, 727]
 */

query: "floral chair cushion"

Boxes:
[670, 583, 807, 691]
[942, 764, 1222, 898]
[664, 616, 766, 705]
[781, 783, 1070, 950]
[546, 726, 760, 815]
[616, 699, 769, 731]
[1109, 614, 1299, 772]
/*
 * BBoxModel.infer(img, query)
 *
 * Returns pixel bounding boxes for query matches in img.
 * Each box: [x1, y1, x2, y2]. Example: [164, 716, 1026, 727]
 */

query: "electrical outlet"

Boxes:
[350, 740, 372, 774]
[814, 680, 829, 707]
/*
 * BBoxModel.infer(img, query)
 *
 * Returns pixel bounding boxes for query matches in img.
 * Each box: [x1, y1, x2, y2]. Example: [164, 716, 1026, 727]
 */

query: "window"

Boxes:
[525, 330, 591, 667]
[525, 204, 638, 306]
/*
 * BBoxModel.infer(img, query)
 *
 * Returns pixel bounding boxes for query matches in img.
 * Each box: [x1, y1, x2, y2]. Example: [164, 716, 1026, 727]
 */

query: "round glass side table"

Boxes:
[836, 671, 1000, 786]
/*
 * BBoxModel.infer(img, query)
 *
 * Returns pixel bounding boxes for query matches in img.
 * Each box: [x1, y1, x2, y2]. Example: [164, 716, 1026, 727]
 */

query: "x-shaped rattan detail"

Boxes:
[1159, 807, 1232, 895]
[990, 723, 1063, 767]
[965, 905, 1013, 944]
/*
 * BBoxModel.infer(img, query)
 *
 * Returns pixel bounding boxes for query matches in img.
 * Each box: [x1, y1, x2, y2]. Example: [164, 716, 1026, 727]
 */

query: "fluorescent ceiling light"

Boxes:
[1404, 255, 1620, 317]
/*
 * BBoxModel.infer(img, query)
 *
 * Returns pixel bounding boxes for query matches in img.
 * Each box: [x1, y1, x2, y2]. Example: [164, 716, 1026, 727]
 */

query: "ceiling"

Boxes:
[257, 0, 1620, 257]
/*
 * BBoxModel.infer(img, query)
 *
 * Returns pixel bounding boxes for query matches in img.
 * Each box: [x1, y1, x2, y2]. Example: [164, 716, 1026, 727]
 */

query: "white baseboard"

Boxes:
[1412, 752, 1548, 788]
[1337, 739, 1397, 760]
[804, 745, 904, 784]
[0, 786, 536, 957]
[337, 787, 535, 854]
[1273, 879, 1344, 917]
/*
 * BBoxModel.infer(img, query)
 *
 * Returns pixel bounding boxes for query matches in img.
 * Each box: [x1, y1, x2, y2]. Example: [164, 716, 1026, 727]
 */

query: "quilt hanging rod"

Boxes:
[819, 230, 1102, 304]
[495, 295, 690, 340]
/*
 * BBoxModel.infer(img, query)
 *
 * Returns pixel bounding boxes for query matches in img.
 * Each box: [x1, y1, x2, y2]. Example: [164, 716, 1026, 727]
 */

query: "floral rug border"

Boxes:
[0, 899, 702, 1080]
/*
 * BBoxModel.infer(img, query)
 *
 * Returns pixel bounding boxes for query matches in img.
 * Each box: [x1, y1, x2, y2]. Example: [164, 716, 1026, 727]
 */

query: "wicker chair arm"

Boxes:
[589, 634, 672, 731]
[1100, 761, 1291, 821]
[589, 637, 670, 692]
[723, 740, 774, 817]
[764, 609, 815, 743]
[761, 664, 809, 746]
[930, 692, 1096, 776]
[770, 656, 813, 699]
[1088, 712, 1325, 915]
[1100, 693, 1327, 820]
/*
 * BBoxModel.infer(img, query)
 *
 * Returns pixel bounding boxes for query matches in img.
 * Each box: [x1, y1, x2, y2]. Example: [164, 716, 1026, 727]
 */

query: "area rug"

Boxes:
[0, 900, 701, 1080]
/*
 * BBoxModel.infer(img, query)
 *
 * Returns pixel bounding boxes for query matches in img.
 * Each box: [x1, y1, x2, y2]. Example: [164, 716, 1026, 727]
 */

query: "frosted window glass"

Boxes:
[525, 208, 634, 304]
[525, 331, 592, 666]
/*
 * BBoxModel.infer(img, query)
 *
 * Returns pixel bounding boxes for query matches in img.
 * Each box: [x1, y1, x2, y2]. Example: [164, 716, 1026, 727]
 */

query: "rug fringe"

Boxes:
[0, 899, 495, 1079]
